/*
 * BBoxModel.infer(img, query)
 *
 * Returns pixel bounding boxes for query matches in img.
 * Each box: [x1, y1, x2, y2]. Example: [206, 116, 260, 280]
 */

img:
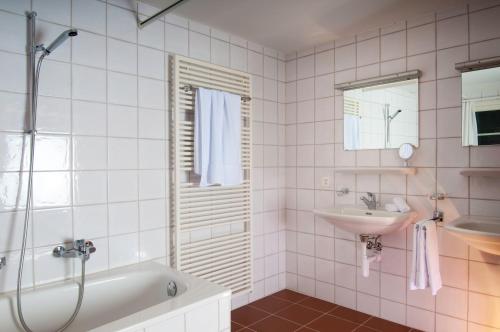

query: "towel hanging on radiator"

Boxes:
[194, 87, 243, 187]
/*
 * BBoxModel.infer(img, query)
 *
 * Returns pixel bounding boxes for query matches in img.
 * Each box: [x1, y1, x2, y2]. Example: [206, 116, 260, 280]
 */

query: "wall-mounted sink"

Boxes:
[313, 207, 417, 235]
[445, 215, 500, 255]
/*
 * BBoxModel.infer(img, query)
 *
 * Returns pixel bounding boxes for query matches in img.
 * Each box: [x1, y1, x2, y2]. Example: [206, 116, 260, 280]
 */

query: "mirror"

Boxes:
[398, 143, 415, 166]
[343, 79, 419, 150]
[461, 67, 500, 146]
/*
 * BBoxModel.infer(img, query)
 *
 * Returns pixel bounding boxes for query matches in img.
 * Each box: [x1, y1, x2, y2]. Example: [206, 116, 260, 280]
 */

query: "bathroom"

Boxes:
[0, 0, 499, 331]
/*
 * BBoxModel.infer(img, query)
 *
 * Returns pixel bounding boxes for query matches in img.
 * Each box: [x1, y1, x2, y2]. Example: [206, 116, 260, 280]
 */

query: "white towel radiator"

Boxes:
[171, 55, 252, 295]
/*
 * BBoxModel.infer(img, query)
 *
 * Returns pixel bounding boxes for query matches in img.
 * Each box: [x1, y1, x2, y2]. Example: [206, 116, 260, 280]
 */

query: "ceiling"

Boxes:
[145, 0, 469, 54]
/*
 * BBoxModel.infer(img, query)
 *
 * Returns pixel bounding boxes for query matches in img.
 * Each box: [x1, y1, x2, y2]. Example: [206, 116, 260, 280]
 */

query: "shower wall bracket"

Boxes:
[137, 0, 189, 28]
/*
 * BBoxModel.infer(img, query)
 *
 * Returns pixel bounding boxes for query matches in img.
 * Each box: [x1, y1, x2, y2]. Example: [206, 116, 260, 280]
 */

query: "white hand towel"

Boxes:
[385, 203, 399, 212]
[194, 88, 243, 187]
[409, 219, 442, 295]
[423, 220, 442, 295]
[206, 90, 225, 186]
[194, 87, 212, 185]
[393, 197, 411, 213]
[194, 88, 225, 186]
[221, 91, 243, 186]
[409, 223, 424, 290]
[416, 223, 427, 289]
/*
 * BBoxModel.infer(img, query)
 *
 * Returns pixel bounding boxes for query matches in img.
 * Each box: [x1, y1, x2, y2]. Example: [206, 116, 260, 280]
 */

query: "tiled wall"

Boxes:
[284, 2, 500, 331]
[0, 0, 286, 300]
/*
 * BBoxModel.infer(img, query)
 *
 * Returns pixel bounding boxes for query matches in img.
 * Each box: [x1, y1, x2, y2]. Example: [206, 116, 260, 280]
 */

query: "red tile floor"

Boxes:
[231, 290, 421, 332]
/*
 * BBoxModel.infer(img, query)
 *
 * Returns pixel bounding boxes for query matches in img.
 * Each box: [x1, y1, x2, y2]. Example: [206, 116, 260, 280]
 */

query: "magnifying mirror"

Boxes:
[398, 143, 415, 166]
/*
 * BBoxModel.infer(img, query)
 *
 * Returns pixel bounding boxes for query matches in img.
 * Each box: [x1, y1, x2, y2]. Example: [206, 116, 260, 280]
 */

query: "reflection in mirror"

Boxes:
[343, 79, 419, 150]
[462, 67, 500, 146]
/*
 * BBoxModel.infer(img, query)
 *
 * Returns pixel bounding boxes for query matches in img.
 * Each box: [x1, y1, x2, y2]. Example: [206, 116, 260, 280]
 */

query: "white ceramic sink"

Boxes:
[445, 215, 500, 255]
[313, 206, 417, 235]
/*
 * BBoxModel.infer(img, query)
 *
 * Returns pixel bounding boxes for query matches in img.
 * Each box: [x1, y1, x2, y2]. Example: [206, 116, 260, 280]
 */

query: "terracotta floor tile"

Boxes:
[298, 297, 337, 313]
[307, 314, 359, 332]
[272, 289, 309, 303]
[232, 305, 269, 326]
[249, 296, 293, 314]
[232, 293, 414, 332]
[329, 306, 371, 324]
[248, 315, 301, 332]
[363, 317, 412, 332]
[354, 326, 378, 332]
[275, 304, 323, 325]
[231, 321, 242, 330]
[232, 321, 246, 331]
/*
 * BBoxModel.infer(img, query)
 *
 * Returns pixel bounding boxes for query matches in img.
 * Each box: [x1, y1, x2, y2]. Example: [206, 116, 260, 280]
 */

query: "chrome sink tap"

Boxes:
[360, 192, 377, 210]
[53, 239, 96, 261]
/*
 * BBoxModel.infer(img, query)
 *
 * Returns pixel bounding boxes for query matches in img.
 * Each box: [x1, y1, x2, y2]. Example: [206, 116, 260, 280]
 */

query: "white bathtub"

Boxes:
[0, 262, 231, 332]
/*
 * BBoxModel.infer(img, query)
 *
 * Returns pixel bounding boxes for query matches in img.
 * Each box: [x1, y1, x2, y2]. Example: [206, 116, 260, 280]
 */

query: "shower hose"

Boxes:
[16, 53, 87, 332]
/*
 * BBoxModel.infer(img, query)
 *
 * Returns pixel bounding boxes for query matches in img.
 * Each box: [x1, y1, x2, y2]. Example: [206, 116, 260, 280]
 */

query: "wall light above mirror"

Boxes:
[336, 71, 420, 151]
[457, 57, 500, 147]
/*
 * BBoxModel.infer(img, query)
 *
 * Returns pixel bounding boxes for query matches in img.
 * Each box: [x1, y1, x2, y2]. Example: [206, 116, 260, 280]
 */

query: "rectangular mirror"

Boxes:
[343, 79, 419, 150]
[461, 67, 500, 146]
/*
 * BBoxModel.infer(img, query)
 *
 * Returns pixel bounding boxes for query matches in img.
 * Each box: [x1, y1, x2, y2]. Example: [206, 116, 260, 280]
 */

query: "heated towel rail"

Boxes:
[170, 55, 252, 295]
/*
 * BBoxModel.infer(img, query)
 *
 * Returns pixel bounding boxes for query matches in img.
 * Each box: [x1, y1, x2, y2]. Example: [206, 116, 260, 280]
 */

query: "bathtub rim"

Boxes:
[0, 261, 231, 332]
[88, 261, 231, 332]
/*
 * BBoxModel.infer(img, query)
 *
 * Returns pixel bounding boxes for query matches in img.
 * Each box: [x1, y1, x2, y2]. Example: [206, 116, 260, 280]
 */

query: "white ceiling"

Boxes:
[145, 0, 469, 54]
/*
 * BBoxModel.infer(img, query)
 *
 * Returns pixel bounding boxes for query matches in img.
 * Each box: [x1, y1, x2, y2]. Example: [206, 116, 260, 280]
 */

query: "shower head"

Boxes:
[44, 29, 78, 55]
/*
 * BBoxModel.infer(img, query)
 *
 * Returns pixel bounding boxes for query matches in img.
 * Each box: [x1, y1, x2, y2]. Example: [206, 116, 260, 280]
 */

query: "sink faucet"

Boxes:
[53, 239, 96, 261]
[360, 192, 377, 210]
[0, 256, 6, 270]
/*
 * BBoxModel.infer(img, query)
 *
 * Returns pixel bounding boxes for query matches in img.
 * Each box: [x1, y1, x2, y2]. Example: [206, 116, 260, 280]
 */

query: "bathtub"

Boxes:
[0, 261, 231, 332]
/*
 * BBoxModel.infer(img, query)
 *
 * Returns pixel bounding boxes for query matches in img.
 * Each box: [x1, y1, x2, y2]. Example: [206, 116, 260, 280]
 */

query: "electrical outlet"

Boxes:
[321, 176, 331, 188]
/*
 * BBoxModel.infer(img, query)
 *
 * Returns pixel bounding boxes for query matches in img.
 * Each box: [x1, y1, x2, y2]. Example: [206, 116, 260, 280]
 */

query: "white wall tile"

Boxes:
[38, 60, 71, 98]
[0, 11, 27, 54]
[335, 44, 356, 71]
[109, 201, 139, 235]
[470, 6, 500, 43]
[73, 31, 106, 69]
[211, 38, 230, 67]
[109, 233, 139, 268]
[33, 0, 70, 25]
[189, 31, 210, 62]
[407, 23, 436, 56]
[108, 170, 138, 202]
[73, 171, 107, 205]
[72, 0, 106, 35]
[108, 38, 137, 75]
[165, 23, 188, 56]
[381, 31, 406, 61]
[72, 101, 106, 136]
[72, 65, 107, 102]
[107, 4, 137, 43]
[437, 15, 468, 49]
[108, 71, 138, 106]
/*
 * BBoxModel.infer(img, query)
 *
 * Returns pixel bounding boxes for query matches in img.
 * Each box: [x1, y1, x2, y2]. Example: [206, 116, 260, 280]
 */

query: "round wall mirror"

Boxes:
[398, 143, 415, 166]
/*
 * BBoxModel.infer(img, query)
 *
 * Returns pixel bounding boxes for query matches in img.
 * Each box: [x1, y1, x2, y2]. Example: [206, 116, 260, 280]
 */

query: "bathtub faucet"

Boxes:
[53, 239, 96, 261]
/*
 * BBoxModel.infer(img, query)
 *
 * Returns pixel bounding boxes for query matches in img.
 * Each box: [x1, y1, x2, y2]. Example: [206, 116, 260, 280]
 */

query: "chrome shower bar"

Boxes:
[138, 0, 189, 28]
[181, 84, 252, 102]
